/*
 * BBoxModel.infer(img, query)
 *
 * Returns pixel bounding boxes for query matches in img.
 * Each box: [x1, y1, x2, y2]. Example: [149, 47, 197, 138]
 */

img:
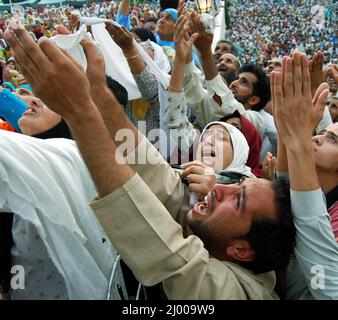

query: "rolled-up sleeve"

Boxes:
[290, 189, 338, 300]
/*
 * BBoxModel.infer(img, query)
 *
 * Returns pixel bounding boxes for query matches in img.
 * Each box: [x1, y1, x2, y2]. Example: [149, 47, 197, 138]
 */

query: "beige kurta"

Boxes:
[91, 137, 278, 300]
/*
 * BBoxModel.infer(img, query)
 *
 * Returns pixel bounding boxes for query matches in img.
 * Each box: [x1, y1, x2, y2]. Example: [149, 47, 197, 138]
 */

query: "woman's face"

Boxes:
[15, 88, 61, 136]
[196, 124, 234, 171]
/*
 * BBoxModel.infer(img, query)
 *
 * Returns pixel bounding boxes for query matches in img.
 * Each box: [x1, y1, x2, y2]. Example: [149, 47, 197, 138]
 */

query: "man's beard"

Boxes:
[235, 94, 252, 105]
[218, 69, 237, 85]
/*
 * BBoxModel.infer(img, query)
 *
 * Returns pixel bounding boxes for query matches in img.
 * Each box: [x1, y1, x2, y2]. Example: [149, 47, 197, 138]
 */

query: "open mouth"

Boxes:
[202, 149, 216, 157]
[230, 87, 237, 95]
[22, 107, 37, 116]
[192, 194, 210, 216]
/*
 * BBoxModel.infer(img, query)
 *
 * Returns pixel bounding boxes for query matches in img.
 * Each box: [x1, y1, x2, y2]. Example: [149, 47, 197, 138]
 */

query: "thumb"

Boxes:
[56, 24, 71, 35]
[314, 88, 329, 117]
[188, 32, 199, 46]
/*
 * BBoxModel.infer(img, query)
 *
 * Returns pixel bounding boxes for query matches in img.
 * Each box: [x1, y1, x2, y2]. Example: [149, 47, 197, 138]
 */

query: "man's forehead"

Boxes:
[221, 53, 238, 63]
[238, 72, 257, 83]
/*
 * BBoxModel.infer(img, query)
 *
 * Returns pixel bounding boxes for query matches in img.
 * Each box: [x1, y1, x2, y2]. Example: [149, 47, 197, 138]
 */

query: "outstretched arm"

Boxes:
[271, 51, 338, 300]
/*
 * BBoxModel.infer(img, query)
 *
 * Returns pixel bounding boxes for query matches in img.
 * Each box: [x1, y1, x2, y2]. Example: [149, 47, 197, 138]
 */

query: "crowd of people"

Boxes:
[0, 0, 337, 301]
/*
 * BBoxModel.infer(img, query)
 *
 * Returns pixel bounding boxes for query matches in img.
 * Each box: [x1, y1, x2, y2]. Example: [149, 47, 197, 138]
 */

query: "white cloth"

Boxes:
[0, 130, 121, 299]
[201, 121, 255, 177]
[150, 40, 171, 74]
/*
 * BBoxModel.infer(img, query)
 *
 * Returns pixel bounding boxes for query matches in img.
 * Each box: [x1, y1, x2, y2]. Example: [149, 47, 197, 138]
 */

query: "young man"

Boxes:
[3, 23, 296, 299]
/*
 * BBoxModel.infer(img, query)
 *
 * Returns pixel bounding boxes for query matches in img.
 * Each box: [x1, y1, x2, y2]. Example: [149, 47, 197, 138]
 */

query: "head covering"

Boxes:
[219, 111, 262, 177]
[17, 84, 33, 92]
[200, 121, 255, 177]
[33, 118, 73, 140]
[2, 82, 15, 91]
[163, 8, 178, 22]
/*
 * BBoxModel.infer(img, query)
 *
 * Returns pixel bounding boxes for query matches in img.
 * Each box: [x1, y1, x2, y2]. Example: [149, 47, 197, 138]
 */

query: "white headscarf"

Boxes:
[200, 121, 255, 178]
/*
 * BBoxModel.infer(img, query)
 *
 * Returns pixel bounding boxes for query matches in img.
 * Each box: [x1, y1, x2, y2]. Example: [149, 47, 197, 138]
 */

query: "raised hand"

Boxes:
[105, 23, 134, 53]
[323, 64, 338, 83]
[188, 12, 213, 57]
[174, 15, 198, 62]
[4, 27, 94, 121]
[309, 51, 324, 97]
[271, 51, 329, 147]
[262, 152, 277, 181]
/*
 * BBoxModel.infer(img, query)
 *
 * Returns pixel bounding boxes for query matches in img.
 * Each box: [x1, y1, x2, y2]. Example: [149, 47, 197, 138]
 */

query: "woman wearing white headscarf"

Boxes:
[197, 121, 255, 178]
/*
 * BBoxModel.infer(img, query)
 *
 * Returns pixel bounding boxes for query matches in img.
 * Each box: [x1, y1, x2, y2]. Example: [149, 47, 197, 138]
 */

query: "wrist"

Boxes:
[65, 100, 98, 126]
[123, 47, 138, 57]
[199, 49, 213, 59]
[286, 139, 313, 154]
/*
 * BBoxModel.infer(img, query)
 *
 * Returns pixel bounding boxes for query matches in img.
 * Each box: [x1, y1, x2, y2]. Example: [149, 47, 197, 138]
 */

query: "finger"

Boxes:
[38, 37, 68, 64]
[12, 53, 34, 86]
[80, 39, 104, 70]
[4, 30, 38, 78]
[284, 57, 294, 97]
[181, 165, 207, 178]
[312, 82, 329, 106]
[188, 32, 199, 46]
[292, 51, 302, 95]
[187, 182, 209, 195]
[13, 28, 49, 70]
[301, 53, 311, 96]
[180, 160, 207, 169]
[56, 24, 71, 35]
[314, 88, 329, 115]
[273, 71, 283, 116]
[281, 56, 288, 95]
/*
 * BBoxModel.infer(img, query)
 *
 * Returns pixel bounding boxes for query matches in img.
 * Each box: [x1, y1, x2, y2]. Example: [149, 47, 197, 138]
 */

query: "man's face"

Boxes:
[313, 123, 338, 174]
[214, 42, 233, 63]
[156, 12, 175, 39]
[196, 125, 233, 171]
[327, 99, 338, 123]
[144, 21, 156, 33]
[328, 77, 337, 93]
[186, 178, 277, 257]
[15, 88, 61, 136]
[217, 53, 238, 74]
[265, 58, 282, 77]
[229, 72, 258, 108]
[7, 61, 15, 70]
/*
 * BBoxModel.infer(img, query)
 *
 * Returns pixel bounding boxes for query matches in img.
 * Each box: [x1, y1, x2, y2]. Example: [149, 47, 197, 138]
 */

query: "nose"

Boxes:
[213, 184, 238, 202]
[30, 97, 43, 109]
[230, 80, 238, 90]
[312, 134, 322, 146]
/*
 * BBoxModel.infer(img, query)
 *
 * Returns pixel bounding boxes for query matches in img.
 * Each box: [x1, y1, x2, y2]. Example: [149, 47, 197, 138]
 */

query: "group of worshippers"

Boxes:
[0, 0, 337, 300]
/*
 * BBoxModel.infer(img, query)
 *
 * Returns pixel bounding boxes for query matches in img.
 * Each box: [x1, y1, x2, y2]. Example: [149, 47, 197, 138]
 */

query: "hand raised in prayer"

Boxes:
[188, 12, 213, 57]
[180, 160, 216, 200]
[323, 64, 338, 84]
[105, 23, 134, 53]
[4, 27, 94, 121]
[262, 152, 276, 182]
[80, 39, 108, 97]
[271, 51, 328, 148]
[309, 51, 324, 97]
[174, 14, 198, 63]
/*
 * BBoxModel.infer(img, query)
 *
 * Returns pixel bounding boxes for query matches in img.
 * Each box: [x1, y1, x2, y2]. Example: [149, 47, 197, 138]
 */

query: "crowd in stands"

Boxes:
[0, 0, 337, 301]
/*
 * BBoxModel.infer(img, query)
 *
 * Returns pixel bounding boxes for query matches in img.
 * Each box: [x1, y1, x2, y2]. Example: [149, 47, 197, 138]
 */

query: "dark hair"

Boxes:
[216, 40, 234, 53]
[160, 0, 179, 10]
[239, 178, 296, 274]
[105, 76, 129, 108]
[130, 27, 157, 43]
[145, 17, 158, 24]
[239, 64, 271, 111]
